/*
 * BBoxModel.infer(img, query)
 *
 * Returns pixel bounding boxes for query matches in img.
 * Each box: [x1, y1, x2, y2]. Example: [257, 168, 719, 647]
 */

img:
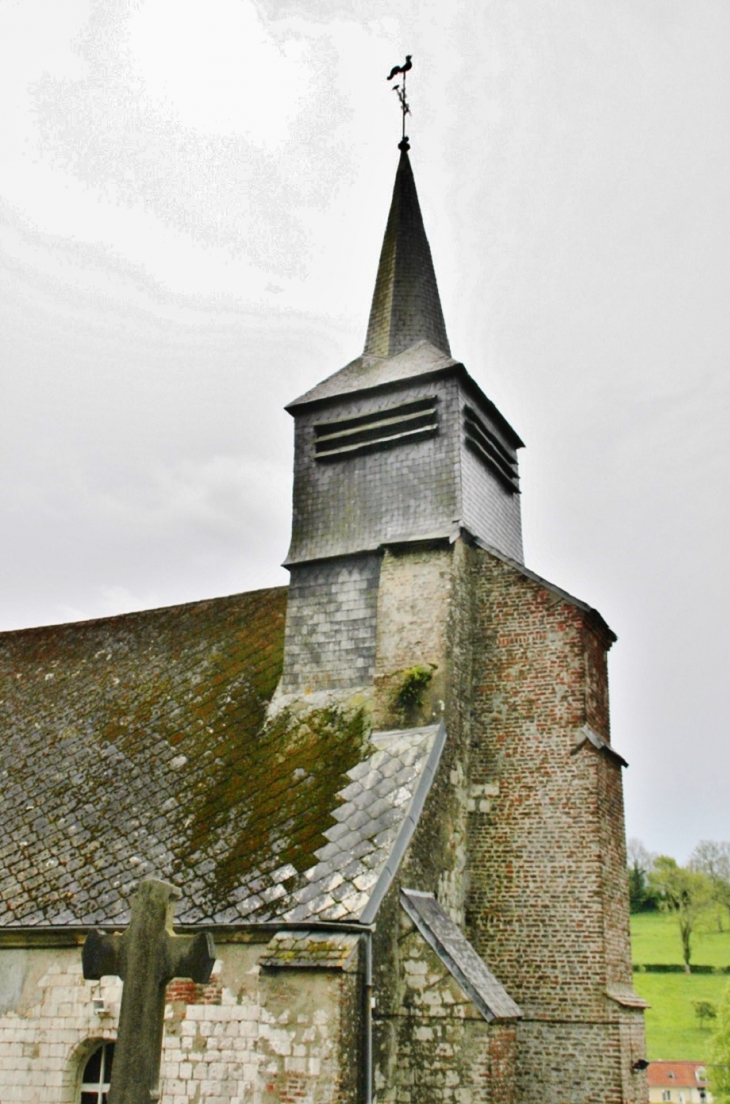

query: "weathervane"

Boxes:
[387, 54, 412, 151]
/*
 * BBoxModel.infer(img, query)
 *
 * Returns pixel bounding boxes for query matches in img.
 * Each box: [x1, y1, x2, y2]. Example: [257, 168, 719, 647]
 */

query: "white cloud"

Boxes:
[128, 0, 312, 145]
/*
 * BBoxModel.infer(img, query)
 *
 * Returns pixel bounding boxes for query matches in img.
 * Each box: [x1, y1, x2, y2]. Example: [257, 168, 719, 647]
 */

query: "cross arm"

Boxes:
[165, 931, 216, 986]
[83, 930, 124, 980]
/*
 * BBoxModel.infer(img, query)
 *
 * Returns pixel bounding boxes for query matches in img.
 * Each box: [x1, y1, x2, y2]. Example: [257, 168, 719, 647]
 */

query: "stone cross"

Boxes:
[83, 878, 216, 1104]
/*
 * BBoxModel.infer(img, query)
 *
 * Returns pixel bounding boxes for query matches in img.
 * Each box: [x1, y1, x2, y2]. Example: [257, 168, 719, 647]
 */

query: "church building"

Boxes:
[0, 137, 647, 1104]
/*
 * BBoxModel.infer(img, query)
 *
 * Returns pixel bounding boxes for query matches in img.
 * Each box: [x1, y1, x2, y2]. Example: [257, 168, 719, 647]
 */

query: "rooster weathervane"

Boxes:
[387, 55, 412, 150]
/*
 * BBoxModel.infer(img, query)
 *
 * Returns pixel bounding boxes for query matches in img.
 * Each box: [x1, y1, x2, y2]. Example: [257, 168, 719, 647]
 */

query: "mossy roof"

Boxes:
[0, 590, 444, 928]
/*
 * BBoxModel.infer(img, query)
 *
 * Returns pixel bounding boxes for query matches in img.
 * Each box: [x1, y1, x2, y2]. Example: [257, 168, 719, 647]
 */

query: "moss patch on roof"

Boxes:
[188, 703, 369, 912]
[0, 592, 445, 929]
[0, 588, 288, 925]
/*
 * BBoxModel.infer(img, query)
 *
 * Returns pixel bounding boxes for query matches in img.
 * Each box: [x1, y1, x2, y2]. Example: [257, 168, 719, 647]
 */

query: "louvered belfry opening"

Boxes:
[313, 397, 439, 461]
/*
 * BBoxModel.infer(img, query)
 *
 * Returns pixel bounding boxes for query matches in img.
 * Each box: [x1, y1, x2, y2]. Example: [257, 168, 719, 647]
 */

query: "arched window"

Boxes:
[79, 1041, 115, 1104]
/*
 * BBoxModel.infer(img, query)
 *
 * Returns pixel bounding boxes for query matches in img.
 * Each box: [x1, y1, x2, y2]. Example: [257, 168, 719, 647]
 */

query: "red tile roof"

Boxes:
[647, 1062, 709, 1088]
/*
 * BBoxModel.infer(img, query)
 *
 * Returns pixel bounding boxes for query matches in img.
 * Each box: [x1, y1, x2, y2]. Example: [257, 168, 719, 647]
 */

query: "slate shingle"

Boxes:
[0, 592, 444, 928]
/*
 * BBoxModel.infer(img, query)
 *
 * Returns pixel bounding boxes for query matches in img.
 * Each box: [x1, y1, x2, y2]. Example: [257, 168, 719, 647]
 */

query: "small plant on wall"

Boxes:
[393, 664, 437, 722]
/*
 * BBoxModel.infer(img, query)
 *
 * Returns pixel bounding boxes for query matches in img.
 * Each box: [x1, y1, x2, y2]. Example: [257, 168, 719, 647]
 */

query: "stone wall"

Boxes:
[372, 543, 453, 730]
[374, 914, 517, 1104]
[0, 939, 360, 1104]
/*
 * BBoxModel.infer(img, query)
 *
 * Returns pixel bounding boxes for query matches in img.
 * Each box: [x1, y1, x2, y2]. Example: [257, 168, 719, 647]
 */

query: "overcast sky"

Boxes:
[1, 0, 728, 862]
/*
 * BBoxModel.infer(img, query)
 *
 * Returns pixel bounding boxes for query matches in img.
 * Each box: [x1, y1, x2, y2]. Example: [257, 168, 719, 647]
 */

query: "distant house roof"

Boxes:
[0, 590, 445, 929]
[648, 1062, 709, 1088]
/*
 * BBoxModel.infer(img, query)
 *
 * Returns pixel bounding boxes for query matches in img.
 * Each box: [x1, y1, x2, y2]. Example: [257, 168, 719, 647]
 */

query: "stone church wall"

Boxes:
[0, 939, 361, 1104]
[374, 913, 516, 1104]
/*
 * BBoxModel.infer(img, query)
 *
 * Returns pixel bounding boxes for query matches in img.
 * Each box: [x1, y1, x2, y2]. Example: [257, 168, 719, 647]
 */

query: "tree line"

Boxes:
[629, 841, 730, 1102]
[628, 839, 730, 970]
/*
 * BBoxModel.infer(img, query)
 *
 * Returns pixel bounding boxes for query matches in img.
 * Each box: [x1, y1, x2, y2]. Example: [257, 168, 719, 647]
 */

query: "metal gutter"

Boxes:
[360, 720, 447, 925]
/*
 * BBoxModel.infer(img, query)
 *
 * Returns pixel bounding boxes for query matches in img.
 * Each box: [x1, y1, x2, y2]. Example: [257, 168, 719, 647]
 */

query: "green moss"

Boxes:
[393, 665, 436, 713]
[185, 703, 370, 908]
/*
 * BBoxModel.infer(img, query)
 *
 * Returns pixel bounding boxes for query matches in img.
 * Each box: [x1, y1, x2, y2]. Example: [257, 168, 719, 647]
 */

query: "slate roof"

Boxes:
[259, 931, 359, 970]
[400, 889, 522, 1022]
[363, 148, 450, 359]
[287, 339, 460, 411]
[0, 594, 445, 928]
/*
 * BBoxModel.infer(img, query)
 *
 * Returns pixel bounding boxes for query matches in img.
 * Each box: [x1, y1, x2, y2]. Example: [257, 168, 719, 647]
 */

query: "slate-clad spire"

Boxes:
[364, 148, 450, 358]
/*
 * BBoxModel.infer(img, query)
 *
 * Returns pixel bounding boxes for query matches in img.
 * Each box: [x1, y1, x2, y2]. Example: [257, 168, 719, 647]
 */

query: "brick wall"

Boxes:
[465, 545, 645, 1102]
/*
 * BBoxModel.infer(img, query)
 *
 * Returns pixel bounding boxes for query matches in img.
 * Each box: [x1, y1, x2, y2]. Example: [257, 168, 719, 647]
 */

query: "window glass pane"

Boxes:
[83, 1048, 102, 1083]
[102, 1043, 115, 1082]
[81, 1094, 99, 1104]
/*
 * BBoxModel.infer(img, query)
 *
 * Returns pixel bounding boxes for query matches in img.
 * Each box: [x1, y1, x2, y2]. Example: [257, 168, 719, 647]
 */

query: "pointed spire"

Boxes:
[364, 146, 451, 359]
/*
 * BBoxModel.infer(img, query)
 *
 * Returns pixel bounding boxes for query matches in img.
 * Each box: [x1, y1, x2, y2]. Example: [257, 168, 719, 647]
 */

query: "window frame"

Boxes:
[78, 1040, 115, 1104]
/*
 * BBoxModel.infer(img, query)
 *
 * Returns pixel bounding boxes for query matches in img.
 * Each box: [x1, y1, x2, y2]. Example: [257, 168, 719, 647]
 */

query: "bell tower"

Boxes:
[280, 143, 524, 693]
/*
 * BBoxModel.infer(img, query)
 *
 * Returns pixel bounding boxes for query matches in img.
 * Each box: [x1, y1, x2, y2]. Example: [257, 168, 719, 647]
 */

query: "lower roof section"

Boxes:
[0, 585, 445, 930]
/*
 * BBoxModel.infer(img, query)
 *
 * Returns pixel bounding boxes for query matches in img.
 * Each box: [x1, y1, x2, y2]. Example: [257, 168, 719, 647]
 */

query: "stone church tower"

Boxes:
[0, 140, 646, 1104]
[281, 145, 522, 697]
[278, 140, 648, 1102]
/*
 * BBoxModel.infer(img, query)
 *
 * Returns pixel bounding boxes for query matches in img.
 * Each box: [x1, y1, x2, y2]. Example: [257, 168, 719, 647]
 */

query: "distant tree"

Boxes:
[711, 981, 730, 1103]
[694, 1000, 718, 1031]
[648, 856, 711, 970]
[627, 838, 658, 913]
[690, 841, 730, 931]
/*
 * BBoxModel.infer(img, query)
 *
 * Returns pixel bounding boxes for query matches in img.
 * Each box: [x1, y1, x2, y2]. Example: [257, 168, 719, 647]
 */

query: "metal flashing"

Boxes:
[400, 889, 522, 1022]
[360, 721, 447, 924]
[572, 725, 629, 768]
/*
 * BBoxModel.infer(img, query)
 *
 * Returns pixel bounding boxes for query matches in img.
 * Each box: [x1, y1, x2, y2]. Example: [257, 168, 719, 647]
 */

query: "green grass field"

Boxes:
[631, 911, 730, 1061]
[633, 971, 728, 1061]
[632, 910, 730, 969]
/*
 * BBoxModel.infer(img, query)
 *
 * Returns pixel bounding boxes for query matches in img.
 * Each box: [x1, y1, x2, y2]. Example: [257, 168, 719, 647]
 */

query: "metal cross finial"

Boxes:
[386, 55, 412, 150]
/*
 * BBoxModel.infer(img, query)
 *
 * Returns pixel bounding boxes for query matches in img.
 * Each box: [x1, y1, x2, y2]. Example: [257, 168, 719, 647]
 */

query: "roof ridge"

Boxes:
[0, 586, 288, 638]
